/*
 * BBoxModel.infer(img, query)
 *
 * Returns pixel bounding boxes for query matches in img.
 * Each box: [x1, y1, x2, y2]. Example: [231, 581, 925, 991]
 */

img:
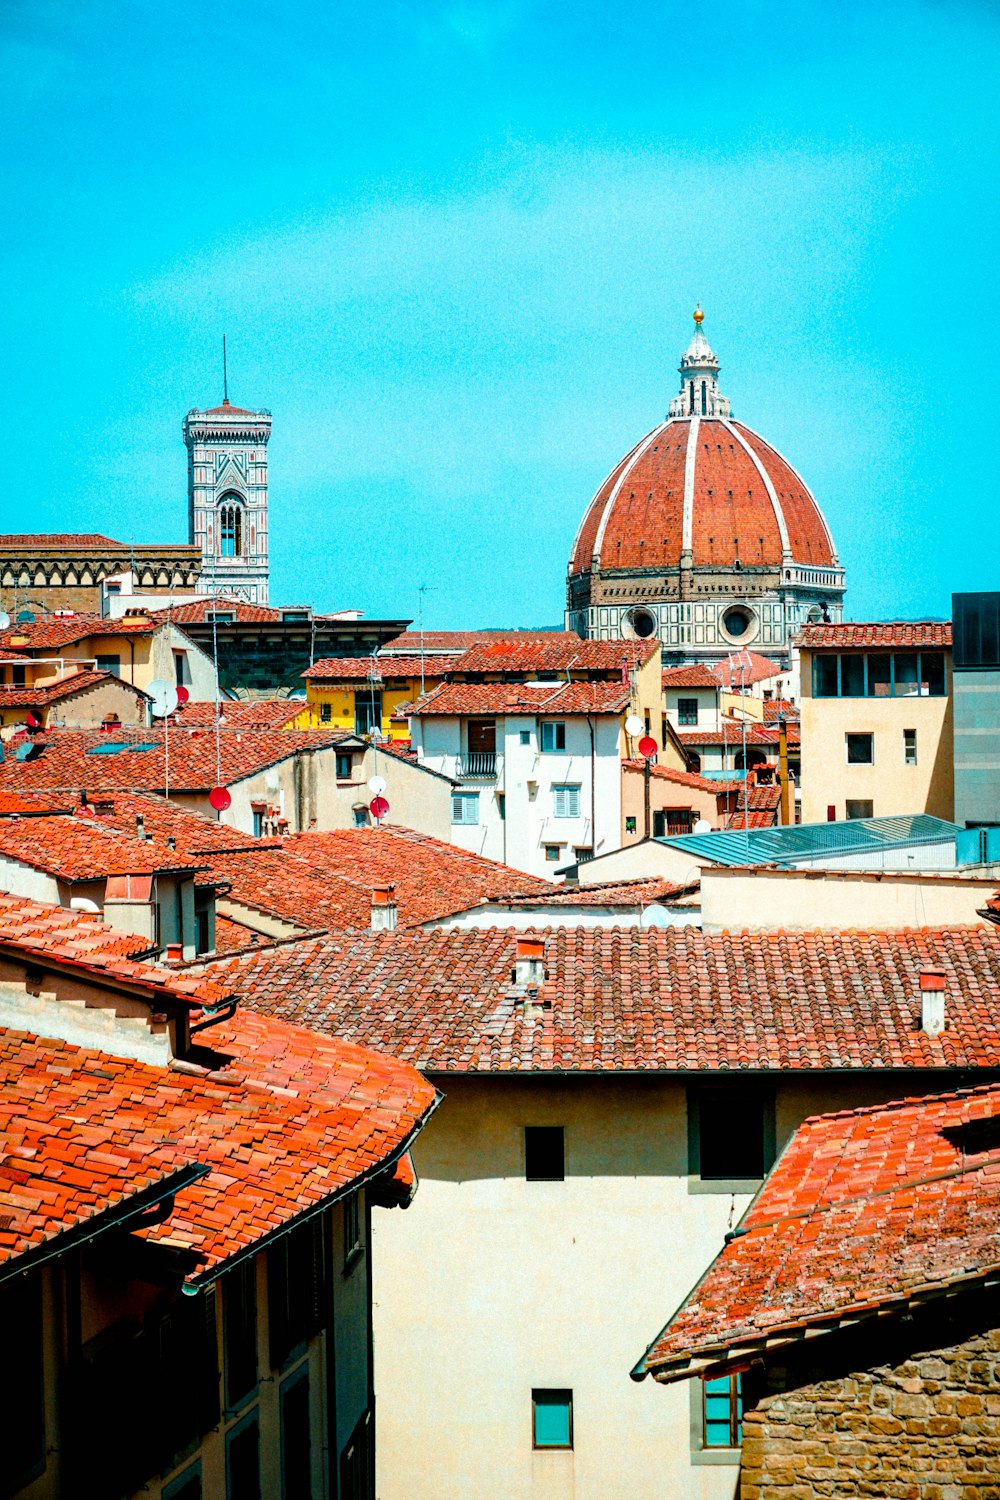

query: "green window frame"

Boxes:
[703, 1373, 742, 1448]
[532, 1389, 573, 1449]
[812, 651, 947, 699]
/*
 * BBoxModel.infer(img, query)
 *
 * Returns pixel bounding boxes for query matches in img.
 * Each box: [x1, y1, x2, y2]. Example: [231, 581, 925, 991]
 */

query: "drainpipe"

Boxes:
[587, 715, 596, 859]
[644, 755, 652, 841]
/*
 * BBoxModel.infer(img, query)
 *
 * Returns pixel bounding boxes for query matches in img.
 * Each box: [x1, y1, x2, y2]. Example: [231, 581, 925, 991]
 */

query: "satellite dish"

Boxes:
[693, 818, 712, 835]
[175, 684, 190, 705]
[16, 610, 35, 624]
[367, 774, 387, 796]
[147, 679, 179, 718]
[638, 735, 658, 759]
[0, 613, 10, 631]
[624, 714, 643, 737]
[209, 785, 232, 811]
[640, 903, 672, 928]
[369, 794, 389, 821]
[25, 711, 42, 730]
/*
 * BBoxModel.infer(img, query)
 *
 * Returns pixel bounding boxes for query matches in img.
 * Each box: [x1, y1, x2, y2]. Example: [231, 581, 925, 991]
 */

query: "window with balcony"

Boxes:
[461, 718, 496, 777]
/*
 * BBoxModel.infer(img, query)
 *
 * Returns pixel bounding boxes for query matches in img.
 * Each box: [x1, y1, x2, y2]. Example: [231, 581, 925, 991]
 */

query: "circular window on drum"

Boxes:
[721, 604, 759, 645]
[623, 606, 658, 641]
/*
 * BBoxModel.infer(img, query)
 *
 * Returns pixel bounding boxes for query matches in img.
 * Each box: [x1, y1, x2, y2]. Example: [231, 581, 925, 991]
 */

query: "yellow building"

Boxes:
[296, 655, 459, 740]
[797, 621, 954, 823]
[0, 610, 218, 700]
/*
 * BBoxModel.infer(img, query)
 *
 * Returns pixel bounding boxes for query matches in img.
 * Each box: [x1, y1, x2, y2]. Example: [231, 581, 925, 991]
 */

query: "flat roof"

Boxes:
[656, 813, 961, 868]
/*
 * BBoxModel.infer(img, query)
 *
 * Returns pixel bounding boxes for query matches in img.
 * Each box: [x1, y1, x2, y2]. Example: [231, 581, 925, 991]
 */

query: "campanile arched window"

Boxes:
[701, 380, 707, 414]
[219, 497, 243, 557]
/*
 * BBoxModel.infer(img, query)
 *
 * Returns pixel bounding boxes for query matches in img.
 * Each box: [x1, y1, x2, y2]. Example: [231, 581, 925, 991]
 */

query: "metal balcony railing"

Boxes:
[456, 751, 497, 779]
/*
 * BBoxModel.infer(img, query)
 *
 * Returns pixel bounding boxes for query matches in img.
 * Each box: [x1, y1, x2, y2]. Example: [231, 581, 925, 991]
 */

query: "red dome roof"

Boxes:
[570, 415, 837, 575]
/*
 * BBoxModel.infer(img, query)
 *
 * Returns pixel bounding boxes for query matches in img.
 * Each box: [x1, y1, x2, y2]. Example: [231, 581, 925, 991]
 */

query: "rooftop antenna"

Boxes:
[223, 335, 229, 404]
[417, 584, 436, 697]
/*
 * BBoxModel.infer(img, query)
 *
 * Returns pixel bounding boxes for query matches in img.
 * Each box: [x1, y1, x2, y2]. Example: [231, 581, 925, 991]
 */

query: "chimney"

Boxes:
[165, 941, 182, 963]
[370, 885, 398, 932]
[514, 936, 546, 989]
[135, 813, 146, 841]
[920, 967, 947, 1036]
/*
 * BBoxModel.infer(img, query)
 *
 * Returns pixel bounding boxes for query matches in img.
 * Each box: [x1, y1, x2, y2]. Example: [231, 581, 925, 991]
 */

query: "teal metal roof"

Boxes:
[657, 814, 961, 868]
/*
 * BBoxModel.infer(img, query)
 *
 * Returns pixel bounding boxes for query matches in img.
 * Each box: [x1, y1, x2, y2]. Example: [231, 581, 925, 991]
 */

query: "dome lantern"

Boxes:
[669, 306, 730, 419]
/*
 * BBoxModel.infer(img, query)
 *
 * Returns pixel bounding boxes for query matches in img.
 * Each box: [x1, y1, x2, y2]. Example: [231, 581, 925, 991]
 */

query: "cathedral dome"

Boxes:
[565, 312, 845, 657]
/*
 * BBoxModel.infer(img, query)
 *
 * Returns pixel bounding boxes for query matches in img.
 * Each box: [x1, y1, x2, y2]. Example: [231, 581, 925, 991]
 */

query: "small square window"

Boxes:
[573, 846, 592, 862]
[690, 1086, 774, 1183]
[525, 1126, 564, 1181]
[625, 816, 637, 835]
[532, 1389, 573, 1449]
[352, 806, 369, 828]
[703, 1373, 742, 1448]
[846, 732, 874, 765]
[321, 702, 333, 723]
[544, 844, 561, 862]
[95, 655, 121, 676]
[904, 728, 917, 765]
[335, 750, 353, 779]
[519, 729, 531, 746]
[540, 721, 566, 752]
[846, 799, 874, 820]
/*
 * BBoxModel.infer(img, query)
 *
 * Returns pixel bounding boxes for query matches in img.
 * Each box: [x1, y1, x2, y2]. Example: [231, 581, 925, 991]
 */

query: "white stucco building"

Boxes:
[408, 680, 630, 877]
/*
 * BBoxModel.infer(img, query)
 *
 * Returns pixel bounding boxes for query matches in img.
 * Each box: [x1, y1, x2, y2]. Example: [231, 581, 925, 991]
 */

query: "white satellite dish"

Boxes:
[693, 818, 712, 835]
[640, 903, 672, 928]
[624, 714, 643, 737]
[367, 774, 387, 796]
[0, 613, 10, 631]
[148, 679, 179, 718]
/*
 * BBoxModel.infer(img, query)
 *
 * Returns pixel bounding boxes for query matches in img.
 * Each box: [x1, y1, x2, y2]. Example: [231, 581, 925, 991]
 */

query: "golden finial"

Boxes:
[693, 304, 704, 326]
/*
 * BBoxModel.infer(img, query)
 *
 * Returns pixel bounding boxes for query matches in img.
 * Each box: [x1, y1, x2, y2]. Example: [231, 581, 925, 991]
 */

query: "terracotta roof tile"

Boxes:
[207, 925, 1000, 1075]
[0, 814, 203, 881]
[0, 1012, 436, 1281]
[302, 656, 460, 681]
[0, 534, 125, 548]
[0, 727, 345, 794]
[382, 630, 558, 653]
[623, 760, 739, 794]
[797, 621, 952, 649]
[172, 698, 303, 730]
[662, 664, 721, 689]
[638, 1081, 1000, 1378]
[0, 614, 159, 650]
[762, 698, 799, 722]
[451, 637, 655, 676]
[409, 681, 630, 717]
[0, 670, 147, 709]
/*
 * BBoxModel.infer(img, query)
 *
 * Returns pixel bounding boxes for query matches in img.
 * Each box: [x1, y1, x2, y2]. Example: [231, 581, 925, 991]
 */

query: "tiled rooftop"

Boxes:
[409, 680, 630, 717]
[451, 637, 655, 676]
[506, 877, 700, 909]
[0, 533, 125, 548]
[715, 651, 784, 688]
[150, 596, 285, 624]
[284, 826, 553, 925]
[797, 621, 952, 649]
[209, 924, 1000, 1075]
[303, 656, 460, 681]
[382, 630, 558, 653]
[678, 720, 800, 747]
[662, 664, 721, 689]
[0, 670, 144, 708]
[172, 698, 303, 730]
[0, 1011, 436, 1282]
[0, 814, 203, 881]
[0, 614, 159, 650]
[0, 727, 344, 793]
[623, 760, 738, 794]
[0, 893, 229, 1010]
[762, 697, 799, 721]
[636, 1081, 1000, 1380]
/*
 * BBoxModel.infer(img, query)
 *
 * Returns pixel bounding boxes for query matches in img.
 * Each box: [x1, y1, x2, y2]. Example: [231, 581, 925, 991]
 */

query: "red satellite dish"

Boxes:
[638, 735, 658, 759]
[175, 684, 190, 704]
[208, 785, 232, 811]
[369, 794, 389, 820]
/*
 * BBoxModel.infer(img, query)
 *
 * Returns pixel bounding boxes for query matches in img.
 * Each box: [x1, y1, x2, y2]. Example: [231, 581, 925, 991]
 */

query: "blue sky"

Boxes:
[2, 0, 998, 628]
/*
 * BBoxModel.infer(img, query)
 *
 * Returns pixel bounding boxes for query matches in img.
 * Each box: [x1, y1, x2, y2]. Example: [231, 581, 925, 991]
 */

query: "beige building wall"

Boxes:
[799, 649, 954, 823]
[621, 765, 722, 842]
[371, 1071, 963, 1500]
[571, 838, 711, 888]
[700, 865, 997, 933]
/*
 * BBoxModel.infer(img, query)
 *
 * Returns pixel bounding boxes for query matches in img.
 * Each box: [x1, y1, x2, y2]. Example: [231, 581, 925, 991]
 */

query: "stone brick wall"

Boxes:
[740, 1291, 1000, 1499]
